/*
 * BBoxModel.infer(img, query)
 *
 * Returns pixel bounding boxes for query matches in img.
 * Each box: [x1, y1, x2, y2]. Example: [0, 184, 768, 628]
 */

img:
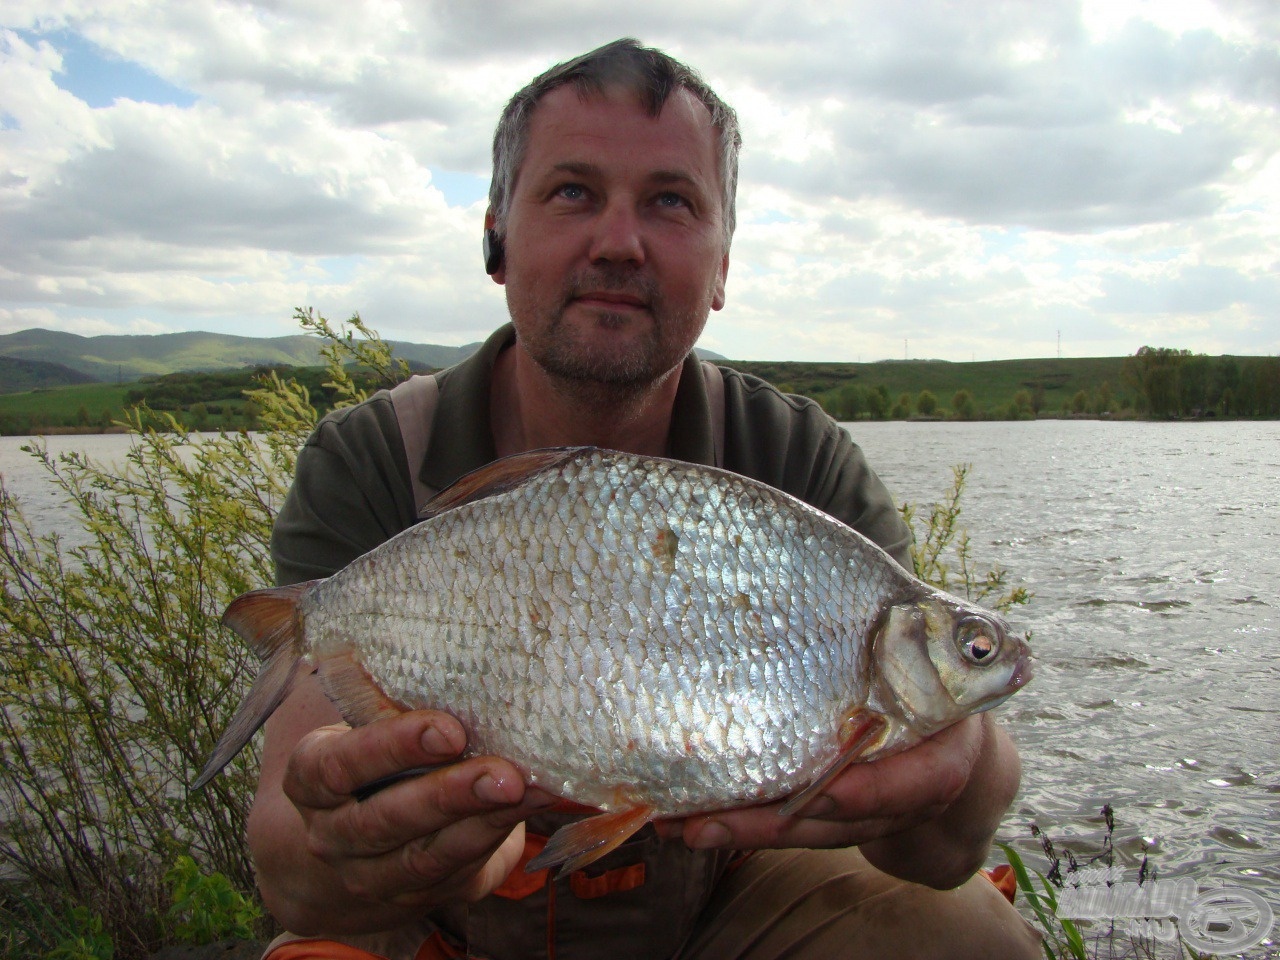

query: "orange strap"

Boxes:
[491, 832, 550, 900]
[263, 930, 466, 960]
[569, 861, 646, 899]
[983, 864, 1017, 904]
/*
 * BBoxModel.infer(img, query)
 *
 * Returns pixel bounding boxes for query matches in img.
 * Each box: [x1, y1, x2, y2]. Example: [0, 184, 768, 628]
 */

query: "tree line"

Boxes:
[1121, 348, 1279, 418]
[818, 349, 1279, 421]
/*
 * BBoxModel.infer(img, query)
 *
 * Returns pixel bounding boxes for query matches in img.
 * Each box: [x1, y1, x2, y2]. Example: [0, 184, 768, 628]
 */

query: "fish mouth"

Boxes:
[971, 653, 1034, 715]
[1007, 652, 1034, 690]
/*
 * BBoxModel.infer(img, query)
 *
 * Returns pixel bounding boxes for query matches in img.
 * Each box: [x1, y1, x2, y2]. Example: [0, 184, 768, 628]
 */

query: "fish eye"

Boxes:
[957, 619, 1001, 665]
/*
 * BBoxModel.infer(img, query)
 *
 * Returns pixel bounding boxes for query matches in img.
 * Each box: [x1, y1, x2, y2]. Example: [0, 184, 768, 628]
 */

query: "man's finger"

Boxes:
[811, 718, 981, 822]
[285, 710, 467, 809]
[339, 793, 554, 906]
[315, 756, 533, 858]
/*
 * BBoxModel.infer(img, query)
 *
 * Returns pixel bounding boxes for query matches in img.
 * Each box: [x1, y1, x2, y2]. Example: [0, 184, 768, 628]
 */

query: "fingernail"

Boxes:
[421, 724, 456, 756]
[689, 821, 731, 849]
[473, 773, 511, 804]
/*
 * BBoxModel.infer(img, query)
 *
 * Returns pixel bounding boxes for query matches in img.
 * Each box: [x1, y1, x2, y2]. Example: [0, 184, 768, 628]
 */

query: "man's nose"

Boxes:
[588, 200, 645, 265]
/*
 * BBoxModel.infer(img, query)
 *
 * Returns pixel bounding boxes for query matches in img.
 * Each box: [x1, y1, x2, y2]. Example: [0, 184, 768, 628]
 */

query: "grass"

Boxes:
[0, 383, 135, 431]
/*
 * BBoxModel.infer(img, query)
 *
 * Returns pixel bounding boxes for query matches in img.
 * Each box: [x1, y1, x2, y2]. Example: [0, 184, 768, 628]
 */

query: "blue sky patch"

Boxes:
[24, 29, 197, 109]
[428, 169, 489, 208]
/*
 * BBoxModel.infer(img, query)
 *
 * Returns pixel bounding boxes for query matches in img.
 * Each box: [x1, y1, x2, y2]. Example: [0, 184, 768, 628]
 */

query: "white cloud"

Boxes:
[0, 2, 1276, 359]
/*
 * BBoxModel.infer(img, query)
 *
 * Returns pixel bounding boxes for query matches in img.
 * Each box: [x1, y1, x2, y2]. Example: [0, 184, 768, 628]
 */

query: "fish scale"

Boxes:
[198, 446, 1031, 874]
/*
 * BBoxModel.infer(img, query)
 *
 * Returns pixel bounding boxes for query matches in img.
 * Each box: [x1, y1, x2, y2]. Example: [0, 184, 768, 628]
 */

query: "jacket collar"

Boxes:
[419, 323, 716, 496]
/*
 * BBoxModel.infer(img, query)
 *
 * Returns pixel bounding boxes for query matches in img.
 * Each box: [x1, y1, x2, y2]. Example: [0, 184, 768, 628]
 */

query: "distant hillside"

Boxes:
[722, 356, 1132, 415]
[0, 356, 98, 393]
[0, 328, 483, 391]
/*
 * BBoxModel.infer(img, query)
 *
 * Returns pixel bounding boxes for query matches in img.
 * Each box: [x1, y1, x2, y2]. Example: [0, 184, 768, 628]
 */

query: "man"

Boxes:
[248, 39, 1041, 960]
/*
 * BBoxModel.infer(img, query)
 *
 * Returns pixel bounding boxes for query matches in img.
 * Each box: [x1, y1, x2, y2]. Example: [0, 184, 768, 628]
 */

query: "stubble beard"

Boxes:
[514, 270, 705, 407]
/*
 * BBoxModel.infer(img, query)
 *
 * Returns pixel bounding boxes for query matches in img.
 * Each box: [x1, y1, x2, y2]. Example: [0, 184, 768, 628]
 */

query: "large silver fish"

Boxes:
[197, 446, 1031, 873]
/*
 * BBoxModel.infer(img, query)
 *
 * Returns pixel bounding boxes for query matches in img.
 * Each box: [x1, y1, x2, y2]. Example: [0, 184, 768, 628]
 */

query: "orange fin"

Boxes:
[525, 805, 654, 877]
[220, 581, 316, 659]
[778, 712, 889, 817]
[318, 649, 412, 728]
[419, 447, 589, 520]
[195, 582, 317, 789]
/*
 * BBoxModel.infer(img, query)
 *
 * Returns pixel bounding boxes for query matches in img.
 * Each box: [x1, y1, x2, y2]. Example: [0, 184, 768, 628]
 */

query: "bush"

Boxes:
[163, 856, 261, 945]
[0, 308, 403, 958]
[899, 464, 1030, 613]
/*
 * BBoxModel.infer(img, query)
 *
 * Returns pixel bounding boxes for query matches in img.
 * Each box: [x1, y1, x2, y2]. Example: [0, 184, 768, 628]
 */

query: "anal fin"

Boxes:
[525, 804, 654, 877]
[778, 712, 889, 817]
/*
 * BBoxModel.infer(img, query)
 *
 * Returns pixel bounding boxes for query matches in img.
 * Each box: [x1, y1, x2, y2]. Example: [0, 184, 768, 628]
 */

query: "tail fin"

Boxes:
[194, 582, 317, 789]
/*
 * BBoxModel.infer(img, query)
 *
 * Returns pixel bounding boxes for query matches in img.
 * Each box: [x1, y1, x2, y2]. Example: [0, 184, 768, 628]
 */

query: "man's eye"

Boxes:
[556, 184, 587, 201]
[655, 192, 689, 209]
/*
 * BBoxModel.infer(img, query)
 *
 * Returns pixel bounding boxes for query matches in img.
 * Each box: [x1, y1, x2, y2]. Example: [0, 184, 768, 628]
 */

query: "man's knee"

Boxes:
[682, 848, 1043, 960]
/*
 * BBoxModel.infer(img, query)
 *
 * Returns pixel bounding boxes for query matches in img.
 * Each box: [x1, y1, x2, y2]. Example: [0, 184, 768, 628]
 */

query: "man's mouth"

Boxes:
[573, 291, 648, 310]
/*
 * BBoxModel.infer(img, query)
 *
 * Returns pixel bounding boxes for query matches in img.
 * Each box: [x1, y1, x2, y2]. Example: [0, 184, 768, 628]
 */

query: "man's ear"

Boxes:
[483, 210, 506, 283]
[712, 251, 730, 311]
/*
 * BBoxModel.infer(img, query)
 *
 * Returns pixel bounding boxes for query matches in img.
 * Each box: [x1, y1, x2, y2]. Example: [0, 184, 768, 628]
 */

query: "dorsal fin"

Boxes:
[419, 446, 591, 521]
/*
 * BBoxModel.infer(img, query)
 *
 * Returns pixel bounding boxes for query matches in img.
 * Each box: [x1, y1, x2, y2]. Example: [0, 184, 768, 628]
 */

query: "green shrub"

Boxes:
[163, 856, 261, 945]
[44, 907, 115, 960]
[0, 308, 402, 958]
[900, 464, 1030, 612]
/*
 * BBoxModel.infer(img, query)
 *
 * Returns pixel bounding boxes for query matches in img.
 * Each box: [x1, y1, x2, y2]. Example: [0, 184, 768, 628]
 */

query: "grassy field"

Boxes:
[0, 382, 138, 433]
[724, 356, 1133, 415]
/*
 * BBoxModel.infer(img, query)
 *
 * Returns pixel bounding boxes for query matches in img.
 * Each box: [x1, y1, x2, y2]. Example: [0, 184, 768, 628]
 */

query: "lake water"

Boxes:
[847, 419, 1279, 940]
[2, 422, 1277, 945]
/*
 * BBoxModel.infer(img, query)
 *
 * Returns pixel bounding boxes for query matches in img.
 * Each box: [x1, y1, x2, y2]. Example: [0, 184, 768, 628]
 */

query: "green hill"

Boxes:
[0, 356, 99, 392]
[0, 328, 483, 389]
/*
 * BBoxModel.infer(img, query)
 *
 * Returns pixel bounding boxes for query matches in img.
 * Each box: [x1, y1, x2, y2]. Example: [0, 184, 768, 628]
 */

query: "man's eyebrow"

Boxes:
[649, 170, 704, 190]
[546, 161, 705, 191]
[549, 161, 600, 178]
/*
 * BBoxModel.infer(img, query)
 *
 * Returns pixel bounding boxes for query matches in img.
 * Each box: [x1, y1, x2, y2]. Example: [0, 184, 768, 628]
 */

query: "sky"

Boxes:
[1, 2, 1277, 362]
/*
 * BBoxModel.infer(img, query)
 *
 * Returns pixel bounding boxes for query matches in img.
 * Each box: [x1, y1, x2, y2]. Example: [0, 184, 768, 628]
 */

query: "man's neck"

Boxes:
[489, 343, 681, 458]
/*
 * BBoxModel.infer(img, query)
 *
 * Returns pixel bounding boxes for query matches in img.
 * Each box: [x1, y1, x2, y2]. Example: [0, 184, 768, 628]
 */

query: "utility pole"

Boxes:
[1057, 331, 1062, 360]
[904, 338, 908, 361]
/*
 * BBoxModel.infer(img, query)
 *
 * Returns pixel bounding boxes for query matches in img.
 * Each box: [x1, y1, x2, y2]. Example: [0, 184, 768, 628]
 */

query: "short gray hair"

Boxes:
[488, 38, 741, 248]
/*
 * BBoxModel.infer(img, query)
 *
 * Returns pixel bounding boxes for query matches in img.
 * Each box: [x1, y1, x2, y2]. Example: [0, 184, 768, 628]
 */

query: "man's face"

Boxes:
[493, 84, 729, 389]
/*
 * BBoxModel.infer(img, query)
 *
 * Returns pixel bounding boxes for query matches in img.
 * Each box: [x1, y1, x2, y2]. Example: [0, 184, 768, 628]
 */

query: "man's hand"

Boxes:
[248, 676, 555, 936]
[667, 714, 1020, 890]
[285, 712, 554, 909]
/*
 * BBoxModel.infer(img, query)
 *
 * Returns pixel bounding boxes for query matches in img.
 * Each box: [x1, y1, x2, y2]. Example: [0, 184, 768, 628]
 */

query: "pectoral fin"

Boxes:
[525, 804, 655, 876]
[778, 711, 889, 817]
